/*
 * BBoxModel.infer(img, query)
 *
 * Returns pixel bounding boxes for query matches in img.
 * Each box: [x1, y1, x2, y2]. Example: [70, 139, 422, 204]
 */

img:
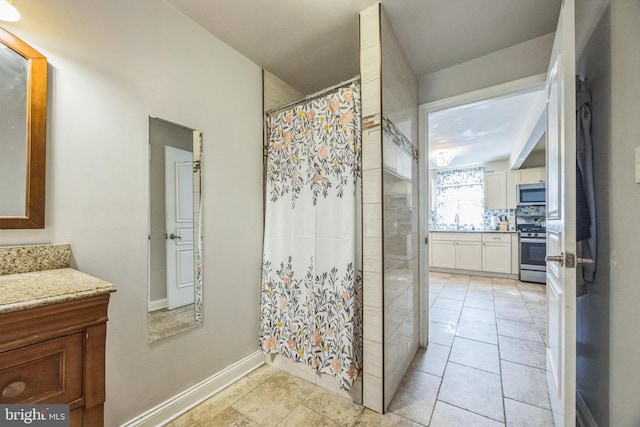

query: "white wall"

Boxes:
[0, 1, 264, 425]
[608, 1, 640, 425]
[418, 33, 554, 104]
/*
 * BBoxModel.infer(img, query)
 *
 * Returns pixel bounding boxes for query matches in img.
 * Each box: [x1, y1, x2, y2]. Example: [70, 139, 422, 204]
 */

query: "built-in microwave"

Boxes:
[517, 183, 546, 206]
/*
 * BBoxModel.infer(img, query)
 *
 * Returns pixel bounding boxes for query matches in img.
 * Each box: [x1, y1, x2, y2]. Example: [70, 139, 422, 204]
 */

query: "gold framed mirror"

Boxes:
[0, 27, 47, 229]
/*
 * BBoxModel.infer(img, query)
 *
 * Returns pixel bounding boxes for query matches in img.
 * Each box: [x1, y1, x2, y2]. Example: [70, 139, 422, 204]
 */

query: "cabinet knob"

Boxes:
[2, 381, 26, 399]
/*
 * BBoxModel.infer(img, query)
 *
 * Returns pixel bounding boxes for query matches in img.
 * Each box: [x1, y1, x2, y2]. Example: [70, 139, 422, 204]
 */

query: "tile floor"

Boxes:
[148, 304, 195, 342]
[166, 273, 554, 426]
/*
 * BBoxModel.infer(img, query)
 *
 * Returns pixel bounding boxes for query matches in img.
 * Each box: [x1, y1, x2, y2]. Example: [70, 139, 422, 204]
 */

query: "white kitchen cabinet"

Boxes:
[430, 233, 482, 271]
[431, 240, 457, 269]
[482, 233, 511, 273]
[484, 171, 507, 209]
[517, 167, 546, 184]
[506, 170, 518, 209]
[511, 233, 520, 275]
[457, 241, 483, 270]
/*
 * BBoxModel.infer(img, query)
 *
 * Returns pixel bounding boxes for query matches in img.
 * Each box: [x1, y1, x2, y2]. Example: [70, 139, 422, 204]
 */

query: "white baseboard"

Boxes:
[576, 389, 598, 427]
[120, 351, 264, 427]
[148, 298, 167, 312]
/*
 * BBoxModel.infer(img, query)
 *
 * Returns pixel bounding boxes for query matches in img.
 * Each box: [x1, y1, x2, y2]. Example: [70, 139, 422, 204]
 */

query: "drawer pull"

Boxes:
[2, 381, 26, 399]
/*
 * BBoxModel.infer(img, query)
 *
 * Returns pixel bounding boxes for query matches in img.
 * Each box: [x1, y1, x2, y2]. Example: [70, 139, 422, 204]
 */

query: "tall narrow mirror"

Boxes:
[147, 117, 203, 343]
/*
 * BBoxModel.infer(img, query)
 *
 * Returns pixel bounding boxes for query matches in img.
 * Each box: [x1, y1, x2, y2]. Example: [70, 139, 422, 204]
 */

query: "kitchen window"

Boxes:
[434, 166, 484, 227]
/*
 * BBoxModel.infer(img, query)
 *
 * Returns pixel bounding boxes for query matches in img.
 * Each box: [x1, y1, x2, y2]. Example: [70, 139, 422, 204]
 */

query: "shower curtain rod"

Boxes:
[265, 75, 360, 116]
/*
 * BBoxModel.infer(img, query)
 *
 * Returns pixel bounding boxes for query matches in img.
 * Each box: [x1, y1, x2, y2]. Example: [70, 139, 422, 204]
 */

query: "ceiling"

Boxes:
[166, 0, 562, 94]
[428, 90, 546, 170]
[165, 0, 561, 169]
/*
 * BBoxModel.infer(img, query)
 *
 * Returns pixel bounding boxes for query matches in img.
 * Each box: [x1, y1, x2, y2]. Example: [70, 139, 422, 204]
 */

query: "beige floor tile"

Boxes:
[280, 405, 340, 427]
[504, 398, 555, 426]
[428, 321, 456, 347]
[438, 363, 504, 423]
[466, 288, 494, 300]
[430, 400, 504, 427]
[354, 408, 423, 426]
[429, 307, 461, 326]
[495, 304, 533, 323]
[455, 319, 498, 345]
[232, 371, 317, 427]
[302, 386, 364, 425]
[410, 344, 450, 377]
[496, 318, 543, 343]
[432, 297, 464, 312]
[460, 306, 496, 325]
[168, 406, 259, 427]
[498, 335, 546, 369]
[244, 363, 279, 387]
[463, 297, 494, 311]
[449, 337, 500, 374]
[387, 367, 441, 425]
[438, 288, 467, 301]
[501, 361, 551, 410]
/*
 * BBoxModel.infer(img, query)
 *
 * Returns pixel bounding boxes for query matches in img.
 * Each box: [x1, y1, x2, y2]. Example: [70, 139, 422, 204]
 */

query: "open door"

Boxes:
[165, 145, 195, 310]
[544, 0, 577, 425]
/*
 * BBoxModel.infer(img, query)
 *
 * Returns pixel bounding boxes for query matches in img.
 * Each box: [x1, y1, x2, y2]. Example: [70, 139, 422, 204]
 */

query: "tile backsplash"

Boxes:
[482, 209, 516, 230]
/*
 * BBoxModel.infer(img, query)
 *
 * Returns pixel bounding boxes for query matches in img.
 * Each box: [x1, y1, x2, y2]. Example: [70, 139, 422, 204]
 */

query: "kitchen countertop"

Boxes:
[0, 268, 117, 314]
[430, 229, 519, 233]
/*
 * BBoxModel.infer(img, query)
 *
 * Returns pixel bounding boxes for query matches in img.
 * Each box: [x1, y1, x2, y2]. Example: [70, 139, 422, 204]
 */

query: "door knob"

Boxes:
[545, 252, 565, 266]
[169, 233, 182, 240]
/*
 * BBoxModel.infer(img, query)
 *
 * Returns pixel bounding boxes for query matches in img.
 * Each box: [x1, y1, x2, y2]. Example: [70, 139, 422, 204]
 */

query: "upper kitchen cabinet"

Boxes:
[516, 167, 546, 184]
[505, 167, 546, 208]
[484, 170, 507, 209]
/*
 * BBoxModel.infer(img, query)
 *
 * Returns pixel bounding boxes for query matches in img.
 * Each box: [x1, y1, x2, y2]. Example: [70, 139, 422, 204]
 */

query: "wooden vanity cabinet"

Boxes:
[0, 294, 111, 427]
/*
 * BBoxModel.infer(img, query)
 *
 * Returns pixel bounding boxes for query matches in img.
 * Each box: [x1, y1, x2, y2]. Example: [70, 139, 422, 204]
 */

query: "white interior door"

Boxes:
[545, 0, 577, 425]
[165, 145, 195, 310]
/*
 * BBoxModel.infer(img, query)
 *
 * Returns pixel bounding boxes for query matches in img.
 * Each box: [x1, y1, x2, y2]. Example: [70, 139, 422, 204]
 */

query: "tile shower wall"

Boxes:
[360, 3, 419, 413]
[381, 8, 420, 412]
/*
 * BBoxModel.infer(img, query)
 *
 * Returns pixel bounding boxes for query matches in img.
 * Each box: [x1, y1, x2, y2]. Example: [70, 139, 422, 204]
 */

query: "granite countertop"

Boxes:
[0, 268, 117, 314]
[430, 229, 518, 233]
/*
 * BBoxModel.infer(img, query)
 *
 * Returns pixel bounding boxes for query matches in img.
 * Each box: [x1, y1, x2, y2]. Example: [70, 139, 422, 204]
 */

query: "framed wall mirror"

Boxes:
[147, 117, 203, 343]
[0, 27, 47, 229]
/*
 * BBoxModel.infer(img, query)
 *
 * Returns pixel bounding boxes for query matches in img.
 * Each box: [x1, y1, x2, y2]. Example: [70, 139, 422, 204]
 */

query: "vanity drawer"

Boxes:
[0, 332, 83, 404]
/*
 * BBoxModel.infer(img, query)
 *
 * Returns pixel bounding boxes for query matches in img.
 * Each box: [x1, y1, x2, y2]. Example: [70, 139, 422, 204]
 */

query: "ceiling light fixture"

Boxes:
[0, 0, 20, 22]
[432, 151, 454, 168]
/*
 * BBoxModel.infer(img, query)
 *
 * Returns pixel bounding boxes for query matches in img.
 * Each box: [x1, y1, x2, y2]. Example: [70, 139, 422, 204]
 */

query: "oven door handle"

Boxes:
[521, 238, 546, 243]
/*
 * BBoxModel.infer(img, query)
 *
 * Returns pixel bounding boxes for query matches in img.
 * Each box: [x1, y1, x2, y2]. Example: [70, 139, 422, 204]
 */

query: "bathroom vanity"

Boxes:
[0, 244, 116, 427]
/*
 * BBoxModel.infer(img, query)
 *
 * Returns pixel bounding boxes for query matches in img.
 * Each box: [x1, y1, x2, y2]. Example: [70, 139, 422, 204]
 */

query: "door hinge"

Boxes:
[193, 160, 201, 173]
[425, 237, 428, 245]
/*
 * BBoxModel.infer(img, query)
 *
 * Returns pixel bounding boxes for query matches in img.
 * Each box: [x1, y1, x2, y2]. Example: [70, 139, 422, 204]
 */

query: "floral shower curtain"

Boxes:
[260, 82, 362, 390]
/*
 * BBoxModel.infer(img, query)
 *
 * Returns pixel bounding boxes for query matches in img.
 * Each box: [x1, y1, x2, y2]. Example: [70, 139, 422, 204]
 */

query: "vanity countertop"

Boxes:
[0, 267, 116, 314]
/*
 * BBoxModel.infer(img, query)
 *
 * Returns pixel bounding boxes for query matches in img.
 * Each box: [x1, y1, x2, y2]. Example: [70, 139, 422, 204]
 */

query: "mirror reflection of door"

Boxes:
[165, 146, 195, 309]
[148, 117, 202, 343]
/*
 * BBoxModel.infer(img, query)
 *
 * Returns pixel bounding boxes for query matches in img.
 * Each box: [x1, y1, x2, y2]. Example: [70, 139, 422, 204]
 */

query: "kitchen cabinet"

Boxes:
[429, 232, 519, 277]
[430, 233, 482, 271]
[482, 233, 512, 273]
[517, 167, 546, 184]
[484, 171, 507, 209]
[511, 233, 520, 275]
[506, 170, 518, 209]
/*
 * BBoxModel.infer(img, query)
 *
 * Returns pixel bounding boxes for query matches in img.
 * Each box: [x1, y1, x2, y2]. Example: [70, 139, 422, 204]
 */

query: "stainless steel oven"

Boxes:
[520, 233, 546, 283]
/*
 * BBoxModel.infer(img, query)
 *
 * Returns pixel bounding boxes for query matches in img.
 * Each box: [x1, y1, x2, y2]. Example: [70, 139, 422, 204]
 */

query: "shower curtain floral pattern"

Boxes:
[261, 82, 362, 390]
